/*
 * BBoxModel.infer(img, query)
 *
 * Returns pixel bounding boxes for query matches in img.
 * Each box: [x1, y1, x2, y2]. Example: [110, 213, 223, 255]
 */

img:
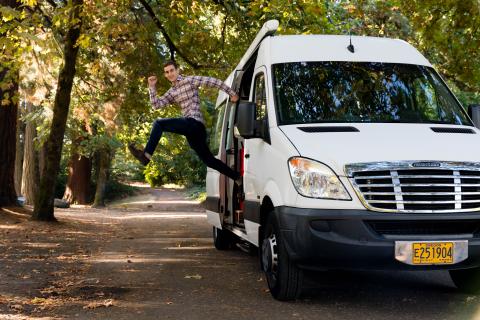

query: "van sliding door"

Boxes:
[242, 67, 269, 242]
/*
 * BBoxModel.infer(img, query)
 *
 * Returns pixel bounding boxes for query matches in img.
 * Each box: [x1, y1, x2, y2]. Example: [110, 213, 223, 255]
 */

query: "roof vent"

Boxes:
[298, 126, 359, 133]
[430, 127, 476, 134]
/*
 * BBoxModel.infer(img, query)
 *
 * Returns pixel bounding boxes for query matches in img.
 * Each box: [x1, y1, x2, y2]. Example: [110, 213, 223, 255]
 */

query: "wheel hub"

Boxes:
[262, 233, 278, 275]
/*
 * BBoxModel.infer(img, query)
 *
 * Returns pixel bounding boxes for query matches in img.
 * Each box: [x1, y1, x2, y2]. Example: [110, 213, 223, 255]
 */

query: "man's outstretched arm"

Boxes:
[189, 76, 238, 101]
[148, 76, 173, 110]
[149, 88, 173, 110]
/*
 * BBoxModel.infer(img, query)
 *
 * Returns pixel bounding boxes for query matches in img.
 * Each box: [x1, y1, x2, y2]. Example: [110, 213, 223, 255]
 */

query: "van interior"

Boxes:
[224, 51, 258, 230]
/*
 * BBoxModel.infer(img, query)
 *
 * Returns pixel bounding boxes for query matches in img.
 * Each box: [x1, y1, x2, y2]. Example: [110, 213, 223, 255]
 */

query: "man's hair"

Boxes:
[163, 60, 178, 69]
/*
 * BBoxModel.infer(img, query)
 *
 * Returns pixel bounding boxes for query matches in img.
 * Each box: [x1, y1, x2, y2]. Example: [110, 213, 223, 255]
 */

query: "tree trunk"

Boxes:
[63, 152, 92, 204]
[38, 143, 47, 180]
[14, 110, 25, 196]
[93, 149, 112, 208]
[0, 0, 21, 207]
[21, 102, 40, 205]
[0, 76, 18, 206]
[33, 0, 84, 221]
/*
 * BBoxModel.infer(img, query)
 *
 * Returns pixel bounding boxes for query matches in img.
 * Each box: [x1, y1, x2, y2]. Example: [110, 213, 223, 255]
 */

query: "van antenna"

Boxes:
[347, 21, 355, 53]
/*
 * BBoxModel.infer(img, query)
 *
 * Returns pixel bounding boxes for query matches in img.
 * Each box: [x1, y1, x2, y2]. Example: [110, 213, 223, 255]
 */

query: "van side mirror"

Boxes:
[236, 101, 256, 138]
[468, 104, 480, 128]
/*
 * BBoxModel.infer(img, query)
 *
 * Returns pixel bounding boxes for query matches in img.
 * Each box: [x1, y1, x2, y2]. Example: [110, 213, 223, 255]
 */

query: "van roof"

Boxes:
[217, 33, 432, 106]
[266, 35, 432, 66]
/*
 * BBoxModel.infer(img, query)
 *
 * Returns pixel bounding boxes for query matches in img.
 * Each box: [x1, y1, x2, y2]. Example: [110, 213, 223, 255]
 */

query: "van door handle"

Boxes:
[245, 153, 250, 159]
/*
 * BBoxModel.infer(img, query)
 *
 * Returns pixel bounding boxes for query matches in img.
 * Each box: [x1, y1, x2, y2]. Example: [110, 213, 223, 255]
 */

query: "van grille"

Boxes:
[345, 162, 480, 213]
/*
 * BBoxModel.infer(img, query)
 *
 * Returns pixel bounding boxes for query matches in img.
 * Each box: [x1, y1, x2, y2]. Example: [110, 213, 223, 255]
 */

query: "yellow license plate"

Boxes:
[412, 242, 454, 265]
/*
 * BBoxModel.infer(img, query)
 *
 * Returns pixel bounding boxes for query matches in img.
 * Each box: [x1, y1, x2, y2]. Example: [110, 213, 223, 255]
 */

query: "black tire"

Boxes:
[450, 267, 480, 294]
[261, 213, 303, 301]
[213, 226, 234, 250]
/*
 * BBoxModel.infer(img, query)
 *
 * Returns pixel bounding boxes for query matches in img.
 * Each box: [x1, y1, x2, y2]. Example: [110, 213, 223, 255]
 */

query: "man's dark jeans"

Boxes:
[144, 117, 238, 180]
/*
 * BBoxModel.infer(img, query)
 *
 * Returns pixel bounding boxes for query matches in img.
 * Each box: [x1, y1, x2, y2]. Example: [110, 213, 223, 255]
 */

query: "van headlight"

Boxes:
[288, 157, 351, 200]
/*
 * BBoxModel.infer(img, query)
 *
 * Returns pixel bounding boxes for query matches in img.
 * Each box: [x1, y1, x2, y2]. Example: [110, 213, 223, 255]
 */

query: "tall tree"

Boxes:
[14, 109, 24, 196]
[33, 0, 84, 221]
[92, 148, 111, 208]
[0, 0, 22, 206]
[21, 102, 40, 205]
[63, 133, 92, 204]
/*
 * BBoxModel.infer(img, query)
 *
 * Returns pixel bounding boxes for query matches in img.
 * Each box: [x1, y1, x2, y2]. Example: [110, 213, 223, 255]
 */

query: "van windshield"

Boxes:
[272, 62, 471, 126]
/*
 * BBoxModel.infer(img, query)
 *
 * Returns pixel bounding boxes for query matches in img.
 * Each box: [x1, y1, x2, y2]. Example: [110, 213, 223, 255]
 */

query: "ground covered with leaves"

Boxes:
[1, 188, 480, 320]
[0, 206, 118, 318]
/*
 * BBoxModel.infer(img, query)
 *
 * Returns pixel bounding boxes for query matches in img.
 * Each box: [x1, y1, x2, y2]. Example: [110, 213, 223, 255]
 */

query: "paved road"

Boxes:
[16, 188, 480, 319]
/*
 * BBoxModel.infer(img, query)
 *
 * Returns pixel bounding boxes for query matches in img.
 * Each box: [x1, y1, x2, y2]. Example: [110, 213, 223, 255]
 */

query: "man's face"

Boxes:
[164, 65, 179, 83]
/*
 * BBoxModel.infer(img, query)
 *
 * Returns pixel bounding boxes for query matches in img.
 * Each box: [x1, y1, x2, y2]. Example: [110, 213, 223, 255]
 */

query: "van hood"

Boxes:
[280, 123, 480, 176]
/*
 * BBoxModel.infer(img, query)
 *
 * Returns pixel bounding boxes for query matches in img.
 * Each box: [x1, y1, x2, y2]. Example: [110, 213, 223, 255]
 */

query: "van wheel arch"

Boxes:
[259, 196, 275, 246]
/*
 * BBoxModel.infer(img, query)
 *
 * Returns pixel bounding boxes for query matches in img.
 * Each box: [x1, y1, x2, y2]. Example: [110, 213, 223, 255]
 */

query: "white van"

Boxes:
[205, 20, 480, 300]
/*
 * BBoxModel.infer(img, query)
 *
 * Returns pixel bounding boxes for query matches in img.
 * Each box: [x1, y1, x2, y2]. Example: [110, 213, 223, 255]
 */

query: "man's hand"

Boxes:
[230, 94, 239, 103]
[148, 75, 157, 87]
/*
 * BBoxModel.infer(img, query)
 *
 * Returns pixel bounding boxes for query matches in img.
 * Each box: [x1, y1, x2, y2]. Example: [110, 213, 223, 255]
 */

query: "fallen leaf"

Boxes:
[10, 304, 23, 311]
[83, 299, 115, 309]
[184, 274, 202, 280]
[104, 299, 114, 307]
[31, 297, 47, 304]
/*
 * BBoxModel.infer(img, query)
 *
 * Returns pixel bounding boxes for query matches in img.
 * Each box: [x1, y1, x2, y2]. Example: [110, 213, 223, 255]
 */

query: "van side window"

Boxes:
[211, 101, 227, 155]
[254, 73, 267, 120]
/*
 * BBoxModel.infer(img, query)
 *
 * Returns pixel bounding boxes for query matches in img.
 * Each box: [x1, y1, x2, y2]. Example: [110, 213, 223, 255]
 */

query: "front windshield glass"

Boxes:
[272, 62, 471, 126]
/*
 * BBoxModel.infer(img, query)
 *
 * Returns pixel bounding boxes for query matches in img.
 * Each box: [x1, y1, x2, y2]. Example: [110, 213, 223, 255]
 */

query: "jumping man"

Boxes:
[128, 60, 241, 184]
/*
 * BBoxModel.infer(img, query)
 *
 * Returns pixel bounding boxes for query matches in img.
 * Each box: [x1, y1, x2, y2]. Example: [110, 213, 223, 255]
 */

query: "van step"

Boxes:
[235, 210, 244, 225]
[236, 241, 257, 255]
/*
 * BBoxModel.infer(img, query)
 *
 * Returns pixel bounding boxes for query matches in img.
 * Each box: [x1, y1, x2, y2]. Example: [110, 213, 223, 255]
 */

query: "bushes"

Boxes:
[144, 133, 206, 187]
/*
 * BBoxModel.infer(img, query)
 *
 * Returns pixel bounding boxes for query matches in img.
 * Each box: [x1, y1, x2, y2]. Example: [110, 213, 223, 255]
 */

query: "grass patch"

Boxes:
[104, 180, 143, 202]
[184, 184, 207, 202]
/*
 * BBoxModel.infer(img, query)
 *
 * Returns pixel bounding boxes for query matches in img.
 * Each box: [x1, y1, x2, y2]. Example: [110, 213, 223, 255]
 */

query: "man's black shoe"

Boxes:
[128, 143, 150, 166]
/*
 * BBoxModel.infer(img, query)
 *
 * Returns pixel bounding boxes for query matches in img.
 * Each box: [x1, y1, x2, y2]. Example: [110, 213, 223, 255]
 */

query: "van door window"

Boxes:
[254, 73, 267, 120]
[211, 100, 227, 155]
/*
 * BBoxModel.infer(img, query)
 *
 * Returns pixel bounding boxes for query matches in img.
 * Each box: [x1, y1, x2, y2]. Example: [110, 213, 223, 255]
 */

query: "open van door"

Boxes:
[218, 70, 244, 226]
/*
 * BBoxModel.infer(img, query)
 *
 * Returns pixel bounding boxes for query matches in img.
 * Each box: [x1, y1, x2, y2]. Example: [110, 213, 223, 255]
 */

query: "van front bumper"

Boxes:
[274, 206, 480, 271]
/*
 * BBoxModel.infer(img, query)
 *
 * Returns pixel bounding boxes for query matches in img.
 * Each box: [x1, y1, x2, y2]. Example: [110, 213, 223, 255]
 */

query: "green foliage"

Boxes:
[399, 0, 480, 91]
[449, 82, 480, 108]
[111, 148, 145, 181]
[184, 184, 207, 202]
[143, 133, 206, 187]
[103, 180, 141, 202]
[6, 0, 480, 193]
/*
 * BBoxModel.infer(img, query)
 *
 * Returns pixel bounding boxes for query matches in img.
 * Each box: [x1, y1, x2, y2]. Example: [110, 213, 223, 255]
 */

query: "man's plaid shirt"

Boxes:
[149, 74, 237, 124]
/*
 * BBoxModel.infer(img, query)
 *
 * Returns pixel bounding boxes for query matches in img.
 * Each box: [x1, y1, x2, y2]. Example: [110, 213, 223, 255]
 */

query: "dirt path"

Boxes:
[1, 187, 480, 319]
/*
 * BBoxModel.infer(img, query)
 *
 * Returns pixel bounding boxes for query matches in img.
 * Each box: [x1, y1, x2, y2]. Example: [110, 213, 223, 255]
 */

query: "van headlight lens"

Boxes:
[288, 157, 351, 200]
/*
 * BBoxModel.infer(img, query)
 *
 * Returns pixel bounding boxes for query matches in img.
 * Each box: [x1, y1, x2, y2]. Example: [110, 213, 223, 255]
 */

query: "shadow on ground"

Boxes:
[1, 188, 479, 320]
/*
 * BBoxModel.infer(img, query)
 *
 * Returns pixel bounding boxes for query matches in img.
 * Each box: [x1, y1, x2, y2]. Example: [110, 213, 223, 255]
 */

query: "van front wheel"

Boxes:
[261, 213, 303, 301]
